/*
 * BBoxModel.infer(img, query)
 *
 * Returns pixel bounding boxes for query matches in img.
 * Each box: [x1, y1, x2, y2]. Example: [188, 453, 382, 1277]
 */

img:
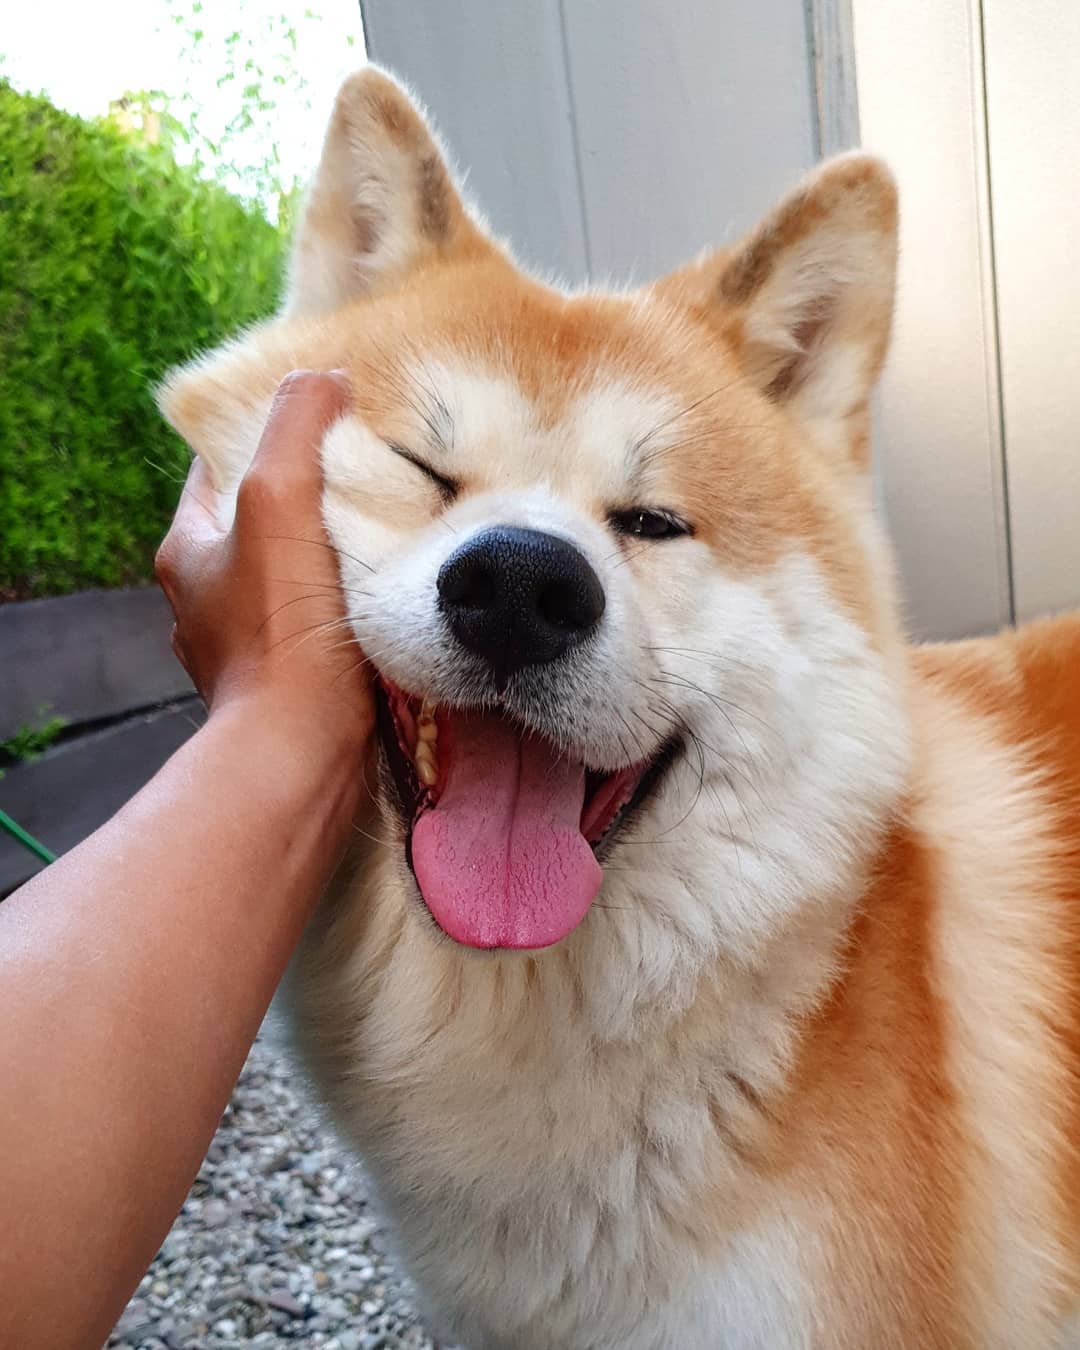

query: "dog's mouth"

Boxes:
[376, 678, 675, 950]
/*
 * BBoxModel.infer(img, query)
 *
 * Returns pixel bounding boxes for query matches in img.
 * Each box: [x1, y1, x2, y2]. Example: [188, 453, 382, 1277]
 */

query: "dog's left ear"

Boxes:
[652, 154, 898, 464]
[284, 65, 495, 316]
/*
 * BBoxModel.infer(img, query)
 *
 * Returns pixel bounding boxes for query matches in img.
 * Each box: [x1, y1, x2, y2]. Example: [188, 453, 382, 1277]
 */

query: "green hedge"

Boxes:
[0, 81, 285, 599]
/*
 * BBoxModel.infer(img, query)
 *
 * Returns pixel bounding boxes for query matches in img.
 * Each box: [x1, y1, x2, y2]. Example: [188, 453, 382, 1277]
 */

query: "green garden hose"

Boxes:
[0, 808, 56, 865]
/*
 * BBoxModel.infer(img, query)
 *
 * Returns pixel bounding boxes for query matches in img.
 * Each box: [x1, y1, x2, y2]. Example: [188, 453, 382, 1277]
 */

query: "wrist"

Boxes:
[203, 683, 374, 831]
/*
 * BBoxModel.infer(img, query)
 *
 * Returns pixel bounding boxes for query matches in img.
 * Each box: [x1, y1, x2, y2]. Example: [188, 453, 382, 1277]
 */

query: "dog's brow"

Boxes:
[624, 419, 679, 492]
[622, 442, 648, 496]
[407, 366, 455, 456]
[367, 345, 457, 456]
[422, 390, 455, 456]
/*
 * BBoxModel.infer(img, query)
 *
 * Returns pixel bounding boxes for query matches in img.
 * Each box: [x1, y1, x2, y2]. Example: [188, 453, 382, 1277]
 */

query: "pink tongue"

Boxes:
[411, 712, 602, 949]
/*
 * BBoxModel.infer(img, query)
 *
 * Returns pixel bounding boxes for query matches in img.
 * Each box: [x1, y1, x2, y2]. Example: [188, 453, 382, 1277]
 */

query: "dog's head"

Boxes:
[161, 68, 909, 960]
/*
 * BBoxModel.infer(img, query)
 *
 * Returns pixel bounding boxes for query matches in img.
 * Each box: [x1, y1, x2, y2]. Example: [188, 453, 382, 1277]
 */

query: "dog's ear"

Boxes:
[652, 154, 898, 465]
[158, 68, 497, 487]
[284, 65, 494, 315]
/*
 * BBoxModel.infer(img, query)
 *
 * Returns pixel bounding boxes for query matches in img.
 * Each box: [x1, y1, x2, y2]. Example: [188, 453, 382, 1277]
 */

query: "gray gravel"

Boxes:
[107, 1029, 451, 1350]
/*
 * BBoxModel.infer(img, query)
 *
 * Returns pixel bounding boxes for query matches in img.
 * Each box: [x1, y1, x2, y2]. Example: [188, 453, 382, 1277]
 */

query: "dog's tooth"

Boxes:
[415, 706, 440, 787]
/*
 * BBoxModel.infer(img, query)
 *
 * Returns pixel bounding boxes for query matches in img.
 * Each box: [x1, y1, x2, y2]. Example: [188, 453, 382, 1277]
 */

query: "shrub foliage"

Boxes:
[0, 81, 285, 598]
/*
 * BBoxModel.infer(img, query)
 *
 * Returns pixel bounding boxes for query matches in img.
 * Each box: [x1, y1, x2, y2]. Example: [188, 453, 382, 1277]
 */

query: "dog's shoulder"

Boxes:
[913, 610, 1080, 746]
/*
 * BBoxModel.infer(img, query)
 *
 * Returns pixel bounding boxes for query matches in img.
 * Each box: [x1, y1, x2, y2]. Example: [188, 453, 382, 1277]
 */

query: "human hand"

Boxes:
[155, 371, 374, 749]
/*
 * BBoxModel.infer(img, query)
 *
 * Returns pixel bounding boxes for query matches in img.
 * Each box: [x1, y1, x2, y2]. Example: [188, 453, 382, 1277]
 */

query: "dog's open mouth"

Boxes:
[376, 678, 673, 950]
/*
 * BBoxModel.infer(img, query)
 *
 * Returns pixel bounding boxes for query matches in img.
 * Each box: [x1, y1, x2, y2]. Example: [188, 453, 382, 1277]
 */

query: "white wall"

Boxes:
[982, 0, 1080, 623]
[853, 0, 1012, 640]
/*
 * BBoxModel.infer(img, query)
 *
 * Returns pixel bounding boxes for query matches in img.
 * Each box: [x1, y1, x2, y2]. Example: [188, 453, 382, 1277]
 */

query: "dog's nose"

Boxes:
[437, 526, 606, 676]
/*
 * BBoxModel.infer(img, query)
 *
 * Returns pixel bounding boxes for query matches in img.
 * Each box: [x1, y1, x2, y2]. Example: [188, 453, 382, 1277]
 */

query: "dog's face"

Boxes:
[161, 69, 909, 959]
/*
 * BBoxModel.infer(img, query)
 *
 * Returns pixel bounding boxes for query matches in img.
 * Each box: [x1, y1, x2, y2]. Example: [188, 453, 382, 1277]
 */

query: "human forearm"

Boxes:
[0, 690, 368, 1349]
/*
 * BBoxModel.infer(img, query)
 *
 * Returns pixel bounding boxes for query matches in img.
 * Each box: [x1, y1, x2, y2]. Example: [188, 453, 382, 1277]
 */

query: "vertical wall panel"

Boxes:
[809, 0, 861, 157]
[852, 0, 1011, 639]
[982, 0, 1080, 622]
[360, 0, 588, 282]
[363, 0, 1011, 639]
[560, 0, 816, 281]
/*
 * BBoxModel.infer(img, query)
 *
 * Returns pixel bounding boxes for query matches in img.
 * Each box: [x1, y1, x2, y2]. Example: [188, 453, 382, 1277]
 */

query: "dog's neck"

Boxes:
[308, 595, 913, 1129]
[547, 650, 914, 1058]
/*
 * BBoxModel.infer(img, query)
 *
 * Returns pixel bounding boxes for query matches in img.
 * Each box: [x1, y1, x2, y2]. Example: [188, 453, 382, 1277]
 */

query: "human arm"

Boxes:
[0, 372, 373, 1350]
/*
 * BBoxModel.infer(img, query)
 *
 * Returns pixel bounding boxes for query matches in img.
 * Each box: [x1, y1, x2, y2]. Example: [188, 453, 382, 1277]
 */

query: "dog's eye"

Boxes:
[608, 508, 692, 541]
[388, 444, 459, 503]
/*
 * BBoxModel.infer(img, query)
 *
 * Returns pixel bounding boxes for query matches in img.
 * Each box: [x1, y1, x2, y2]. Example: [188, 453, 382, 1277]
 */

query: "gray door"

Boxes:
[361, 0, 1078, 641]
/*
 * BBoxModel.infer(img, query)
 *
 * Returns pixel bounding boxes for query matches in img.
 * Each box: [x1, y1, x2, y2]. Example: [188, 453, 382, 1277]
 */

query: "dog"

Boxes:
[159, 66, 1080, 1350]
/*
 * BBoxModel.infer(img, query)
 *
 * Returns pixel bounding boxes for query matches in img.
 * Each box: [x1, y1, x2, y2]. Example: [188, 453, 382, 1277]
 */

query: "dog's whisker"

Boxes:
[260, 533, 377, 575]
[268, 576, 374, 598]
[350, 819, 399, 849]
[644, 644, 759, 674]
[266, 612, 366, 656]
[654, 669, 773, 735]
[255, 594, 350, 639]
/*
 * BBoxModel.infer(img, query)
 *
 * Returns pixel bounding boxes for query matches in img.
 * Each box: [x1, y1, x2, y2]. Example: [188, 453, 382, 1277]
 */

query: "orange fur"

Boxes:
[158, 67, 1080, 1348]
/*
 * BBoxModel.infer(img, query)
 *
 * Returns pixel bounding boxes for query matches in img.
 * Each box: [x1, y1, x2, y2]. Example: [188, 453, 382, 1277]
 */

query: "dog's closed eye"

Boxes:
[388, 444, 460, 504]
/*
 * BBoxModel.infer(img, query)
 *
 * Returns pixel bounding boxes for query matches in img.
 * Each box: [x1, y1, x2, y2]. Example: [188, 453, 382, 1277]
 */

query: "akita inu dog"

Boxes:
[160, 67, 1080, 1350]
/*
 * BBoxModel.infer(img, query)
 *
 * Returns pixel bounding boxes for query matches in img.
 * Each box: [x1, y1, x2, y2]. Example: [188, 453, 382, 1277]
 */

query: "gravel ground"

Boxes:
[107, 1029, 451, 1350]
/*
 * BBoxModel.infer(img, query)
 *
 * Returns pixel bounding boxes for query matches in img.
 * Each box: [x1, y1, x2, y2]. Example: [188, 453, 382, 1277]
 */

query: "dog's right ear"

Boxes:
[284, 66, 495, 316]
[158, 67, 496, 486]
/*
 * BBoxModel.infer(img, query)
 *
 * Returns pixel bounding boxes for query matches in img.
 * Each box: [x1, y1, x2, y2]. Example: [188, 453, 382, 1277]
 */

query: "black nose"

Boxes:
[437, 526, 606, 678]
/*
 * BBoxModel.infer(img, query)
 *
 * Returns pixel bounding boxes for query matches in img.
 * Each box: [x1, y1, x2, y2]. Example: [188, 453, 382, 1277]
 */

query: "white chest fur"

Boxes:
[289, 845, 835, 1350]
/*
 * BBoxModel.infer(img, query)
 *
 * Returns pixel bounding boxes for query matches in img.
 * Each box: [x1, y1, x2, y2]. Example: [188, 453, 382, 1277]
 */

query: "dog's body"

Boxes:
[161, 68, 1080, 1348]
[286, 619, 1080, 1350]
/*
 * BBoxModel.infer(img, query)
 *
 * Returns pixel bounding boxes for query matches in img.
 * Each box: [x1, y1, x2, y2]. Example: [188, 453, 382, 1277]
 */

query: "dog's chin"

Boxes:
[374, 677, 678, 951]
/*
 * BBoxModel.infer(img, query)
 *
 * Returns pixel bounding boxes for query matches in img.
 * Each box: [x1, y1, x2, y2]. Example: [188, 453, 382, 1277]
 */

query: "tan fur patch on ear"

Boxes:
[348, 203, 378, 256]
[418, 151, 452, 241]
[719, 156, 897, 400]
[718, 156, 896, 308]
[649, 154, 898, 467]
[360, 74, 455, 244]
[285, 67, 495, 316]
[369, 84, 411, 139]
